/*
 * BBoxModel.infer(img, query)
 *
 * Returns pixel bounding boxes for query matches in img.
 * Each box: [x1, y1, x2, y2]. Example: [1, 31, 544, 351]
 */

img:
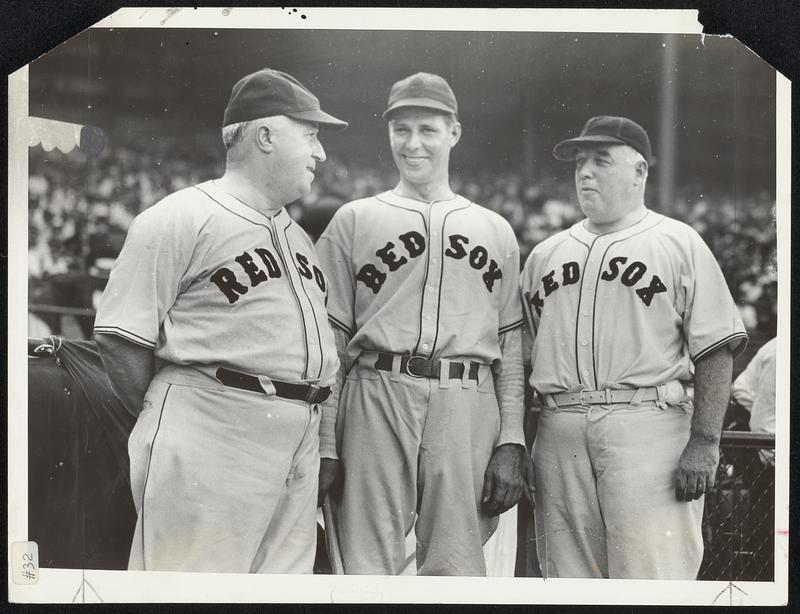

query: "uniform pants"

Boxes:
[335, 358, 500, 576]
[533, 402, 705, 579]
[127, 367, 321, 573]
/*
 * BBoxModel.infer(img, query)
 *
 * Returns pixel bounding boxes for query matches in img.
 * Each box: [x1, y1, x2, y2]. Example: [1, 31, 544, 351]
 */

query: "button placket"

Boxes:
[417, 202, 445, 358]
[273, 217, 322, 378]
[576, 237, 603, 388]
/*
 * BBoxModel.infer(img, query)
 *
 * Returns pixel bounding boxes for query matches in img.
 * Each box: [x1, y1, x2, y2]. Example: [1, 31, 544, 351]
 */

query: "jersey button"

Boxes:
[583, 370, 590, 377]
[422, 343, 429, 350]
[583, 310, 590, 317]
[426, 286, 434, 292]
[581, 339, 589, 346]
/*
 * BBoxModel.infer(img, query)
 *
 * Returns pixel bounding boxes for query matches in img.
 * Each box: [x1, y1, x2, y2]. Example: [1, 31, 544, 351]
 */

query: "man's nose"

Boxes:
[313, 141, 326, 162]
[406, 130, 421, 150]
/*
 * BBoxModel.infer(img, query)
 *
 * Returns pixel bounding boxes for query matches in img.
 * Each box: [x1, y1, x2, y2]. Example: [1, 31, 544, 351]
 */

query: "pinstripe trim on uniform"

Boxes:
[498, 319, 524, 335]
[284, 223, 325, 381]
[194, 184, 272, 229]
[93, 326, 157, 349]
[375, 194, 436, 217]
[377, 191, 459, 208]
[272, 223, 310, 379]
[140, 383, 172, 571]
[373, 197, 429, 353]
[575, 234, 598, 386]
[590, 216, 667, 387]
[429, 203, 471, 357]
[329, 315, 354, 337]
[693, 332, 749, 363]
[568, 226, 594, 250]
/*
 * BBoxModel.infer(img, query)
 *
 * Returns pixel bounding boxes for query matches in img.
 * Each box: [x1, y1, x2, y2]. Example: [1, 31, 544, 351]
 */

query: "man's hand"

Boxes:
[674, 436, 720, 502]
[318, 457, 341, 508]
[481, 443, 532, 516]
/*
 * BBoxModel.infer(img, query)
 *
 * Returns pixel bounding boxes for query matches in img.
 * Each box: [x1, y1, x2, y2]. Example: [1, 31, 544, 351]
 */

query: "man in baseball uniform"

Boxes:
[315, 72, 532, 576]
[520, 116, 748, 579]
[94, 68, 347, 573]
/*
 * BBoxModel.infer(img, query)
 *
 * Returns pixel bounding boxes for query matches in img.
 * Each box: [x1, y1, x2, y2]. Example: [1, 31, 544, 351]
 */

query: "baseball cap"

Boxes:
[382, 72, 458, 119]
[223, 68, 348, 130]
[553, 116, 653, 165]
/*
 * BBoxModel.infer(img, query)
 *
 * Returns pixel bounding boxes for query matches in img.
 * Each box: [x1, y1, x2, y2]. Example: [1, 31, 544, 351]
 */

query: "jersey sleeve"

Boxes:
[93, 201, 196, 348]
[316, 206, 357, 337]
[497, 223, 524, 335]
[680, 228, 748, 362]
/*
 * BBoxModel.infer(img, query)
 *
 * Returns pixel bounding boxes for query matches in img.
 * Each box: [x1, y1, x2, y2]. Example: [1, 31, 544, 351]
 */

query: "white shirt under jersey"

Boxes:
[94, 180, 338, 386]
[520, 210, 748, 396]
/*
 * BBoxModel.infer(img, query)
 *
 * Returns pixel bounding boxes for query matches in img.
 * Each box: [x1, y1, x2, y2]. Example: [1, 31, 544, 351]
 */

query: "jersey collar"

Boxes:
[198, 180, 292, 228]
[376, 190, 471, 213]
[570, 209, 662, 245]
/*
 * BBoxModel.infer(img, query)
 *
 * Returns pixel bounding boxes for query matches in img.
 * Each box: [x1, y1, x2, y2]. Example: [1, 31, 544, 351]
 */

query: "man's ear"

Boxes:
[450, 121, 462, 147]
[255, 123, 275, 153]
[634, 160, 648, 185]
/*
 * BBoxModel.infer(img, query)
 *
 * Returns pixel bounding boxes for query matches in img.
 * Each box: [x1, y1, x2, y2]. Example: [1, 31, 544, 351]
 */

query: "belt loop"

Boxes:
[461, 360, 473, 389]
[545, 394, 558, 411]
[256, 375, 276, 396]
[438, 358, 451, 389]
[655, 383, 669, 409]
[390, 354, 402, 382]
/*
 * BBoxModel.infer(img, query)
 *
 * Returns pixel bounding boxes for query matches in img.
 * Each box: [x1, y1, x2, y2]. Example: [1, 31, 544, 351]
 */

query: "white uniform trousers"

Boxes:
[334, 358, 500, 576]
[533, 401, 705, 579]
[127, 366, 321, 573]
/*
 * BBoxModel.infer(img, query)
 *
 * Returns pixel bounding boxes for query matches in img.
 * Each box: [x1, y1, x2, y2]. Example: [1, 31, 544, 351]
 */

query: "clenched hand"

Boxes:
[482, 443, 535, 515]
[674, 436, 720, 502]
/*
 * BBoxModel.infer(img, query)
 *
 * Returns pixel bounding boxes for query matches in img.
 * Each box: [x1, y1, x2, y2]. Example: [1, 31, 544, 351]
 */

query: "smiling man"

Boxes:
[315, 72, 532, 575]
[519, 116, 748, 579]
[94, 68, 347, 573]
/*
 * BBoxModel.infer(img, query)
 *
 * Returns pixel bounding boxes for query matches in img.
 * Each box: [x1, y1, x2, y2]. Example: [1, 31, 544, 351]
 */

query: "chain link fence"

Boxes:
[698, 430, 775, 582]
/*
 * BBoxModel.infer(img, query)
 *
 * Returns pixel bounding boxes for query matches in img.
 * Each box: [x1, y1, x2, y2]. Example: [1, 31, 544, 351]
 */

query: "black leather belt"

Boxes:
[373, 353, 481, 380]
[215, 367, 331, 404]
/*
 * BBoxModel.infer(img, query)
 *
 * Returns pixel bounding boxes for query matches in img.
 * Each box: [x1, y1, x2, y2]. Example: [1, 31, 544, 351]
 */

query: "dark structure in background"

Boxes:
[29, 29, 775, 205]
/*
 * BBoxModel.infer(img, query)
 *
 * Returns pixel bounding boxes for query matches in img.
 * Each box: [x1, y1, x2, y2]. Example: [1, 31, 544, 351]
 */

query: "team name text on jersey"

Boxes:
[211, 248, 326, 304]
[355, 231, 503, 294]
[527, 257, 667, 316]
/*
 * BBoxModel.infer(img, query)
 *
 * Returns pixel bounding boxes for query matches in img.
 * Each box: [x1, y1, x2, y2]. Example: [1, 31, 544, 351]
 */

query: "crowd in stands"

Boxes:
[27, 138, 777, 339]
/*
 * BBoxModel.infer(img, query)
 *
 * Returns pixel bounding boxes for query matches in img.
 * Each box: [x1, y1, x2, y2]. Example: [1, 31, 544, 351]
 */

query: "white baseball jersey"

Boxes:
[316, 191, 524, 368]
[94, 180, 338, 386]
[520, 210, 747, 395]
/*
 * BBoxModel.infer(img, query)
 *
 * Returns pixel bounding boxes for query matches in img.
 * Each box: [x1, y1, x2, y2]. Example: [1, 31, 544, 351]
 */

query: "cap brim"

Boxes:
[382, 98, 456, 119]
[552, 135, 628, 161]
[286, 109, 349, 131]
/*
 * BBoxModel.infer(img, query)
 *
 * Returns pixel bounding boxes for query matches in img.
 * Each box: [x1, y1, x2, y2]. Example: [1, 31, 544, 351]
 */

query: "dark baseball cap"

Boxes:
[382, 72, 458, 119]
[223, 68, 348, 130]
[553, 116, 653, 165]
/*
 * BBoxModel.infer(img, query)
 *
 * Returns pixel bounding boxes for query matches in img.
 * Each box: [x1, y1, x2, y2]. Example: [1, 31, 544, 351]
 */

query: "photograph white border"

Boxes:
[7, 7, 790, 605]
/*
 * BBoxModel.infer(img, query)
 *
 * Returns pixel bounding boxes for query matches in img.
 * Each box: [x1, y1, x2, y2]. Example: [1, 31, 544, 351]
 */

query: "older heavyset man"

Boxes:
[520, 116, 747, 579]
[94, 68, 347, 573]
[316, 72, 532, 576]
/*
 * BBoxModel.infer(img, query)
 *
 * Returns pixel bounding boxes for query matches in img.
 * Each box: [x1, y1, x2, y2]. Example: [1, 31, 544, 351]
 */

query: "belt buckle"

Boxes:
[405, 355, 425, 378]
[304, 384, 321, 404]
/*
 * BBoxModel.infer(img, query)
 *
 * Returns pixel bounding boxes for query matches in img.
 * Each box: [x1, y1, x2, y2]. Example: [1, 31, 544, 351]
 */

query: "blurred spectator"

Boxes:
[732, 337, 777, 466]
[28, 139, 778, 341]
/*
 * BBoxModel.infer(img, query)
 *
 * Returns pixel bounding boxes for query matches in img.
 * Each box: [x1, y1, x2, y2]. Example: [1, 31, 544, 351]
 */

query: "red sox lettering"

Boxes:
[526, 257, 668, 316]
[211, 248, 327, 303]
[356, 231, 503, 294]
